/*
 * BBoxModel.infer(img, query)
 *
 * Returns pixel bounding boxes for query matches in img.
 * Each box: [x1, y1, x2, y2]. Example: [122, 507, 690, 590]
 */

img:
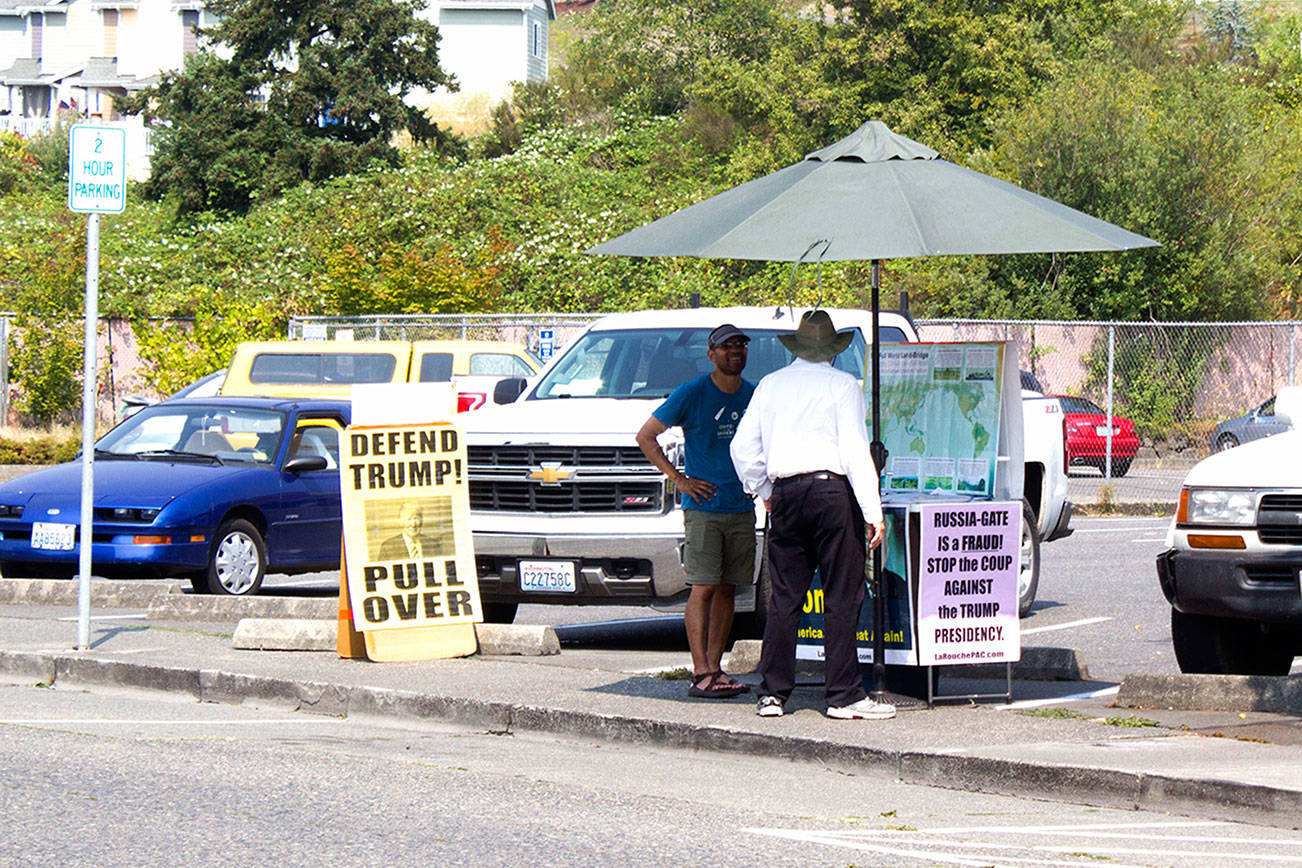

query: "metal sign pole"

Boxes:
[76, 213, 100, 649]
[67, 123, 125, 651]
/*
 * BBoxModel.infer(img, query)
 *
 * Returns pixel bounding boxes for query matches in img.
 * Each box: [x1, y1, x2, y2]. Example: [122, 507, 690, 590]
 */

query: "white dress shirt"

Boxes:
[730, 357, 883, 525]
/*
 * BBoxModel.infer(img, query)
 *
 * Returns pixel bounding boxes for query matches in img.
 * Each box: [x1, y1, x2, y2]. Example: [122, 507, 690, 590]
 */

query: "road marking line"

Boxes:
[55, 613, 147, 621]
[748, 828, 1150, 867]
[999, 685, 1120, 709]
[1020, 616, 1111, 635]
[1042, 845, 1302, 861]
[1070, 525, 1169, 533]
[887, 821, 1223, 834]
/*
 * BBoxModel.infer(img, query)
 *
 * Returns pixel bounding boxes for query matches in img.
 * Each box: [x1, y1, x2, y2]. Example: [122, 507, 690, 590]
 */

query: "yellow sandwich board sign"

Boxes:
[339, 421, 481, 659]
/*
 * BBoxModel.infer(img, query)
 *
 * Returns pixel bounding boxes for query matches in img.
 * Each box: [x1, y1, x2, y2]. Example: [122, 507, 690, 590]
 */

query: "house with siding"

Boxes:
[1, 0, 554, 138]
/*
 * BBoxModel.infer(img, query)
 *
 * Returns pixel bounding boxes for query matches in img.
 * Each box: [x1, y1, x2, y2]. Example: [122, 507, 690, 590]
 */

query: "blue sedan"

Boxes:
[0, 397, 349, 595]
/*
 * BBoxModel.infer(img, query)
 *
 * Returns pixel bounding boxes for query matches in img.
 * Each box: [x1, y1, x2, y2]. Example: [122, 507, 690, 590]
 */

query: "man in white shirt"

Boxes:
[730, 310, 895, 721]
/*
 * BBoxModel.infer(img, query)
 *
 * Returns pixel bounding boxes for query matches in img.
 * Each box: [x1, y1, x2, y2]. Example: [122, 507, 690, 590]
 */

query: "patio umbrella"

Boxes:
[587, 120, 1158, 698]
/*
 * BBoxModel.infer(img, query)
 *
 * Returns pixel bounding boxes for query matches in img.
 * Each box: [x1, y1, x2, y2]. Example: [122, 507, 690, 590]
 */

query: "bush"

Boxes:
[0, 131, 37, 194]
[0, 433, 80, 465]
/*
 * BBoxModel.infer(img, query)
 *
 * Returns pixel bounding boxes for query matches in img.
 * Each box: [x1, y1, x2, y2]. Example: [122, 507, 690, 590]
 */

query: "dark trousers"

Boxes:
[758, 473, 868, 709]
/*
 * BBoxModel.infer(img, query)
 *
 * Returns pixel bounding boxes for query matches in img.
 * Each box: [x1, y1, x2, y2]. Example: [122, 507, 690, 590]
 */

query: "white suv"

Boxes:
[1157, 386, 1302, 675]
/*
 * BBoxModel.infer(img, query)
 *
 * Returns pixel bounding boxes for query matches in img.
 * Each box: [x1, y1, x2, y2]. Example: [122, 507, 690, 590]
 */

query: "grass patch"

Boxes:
[1019, 707, 1088, 720]
[653, 667, 692, 681]
[1104, 715, 1160, 727]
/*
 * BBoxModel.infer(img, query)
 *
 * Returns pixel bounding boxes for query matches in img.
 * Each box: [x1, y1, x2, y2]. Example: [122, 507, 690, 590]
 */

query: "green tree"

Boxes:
[132, 0, 456, 215]
[984, 58, 1302, 321]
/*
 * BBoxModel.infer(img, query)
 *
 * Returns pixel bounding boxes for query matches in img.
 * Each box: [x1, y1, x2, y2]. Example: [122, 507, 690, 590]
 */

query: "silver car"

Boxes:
[1209, 395, 1289, 452]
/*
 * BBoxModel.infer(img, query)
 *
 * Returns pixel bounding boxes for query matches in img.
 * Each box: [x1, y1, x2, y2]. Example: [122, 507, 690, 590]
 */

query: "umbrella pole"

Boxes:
[869, 259, 889, 700]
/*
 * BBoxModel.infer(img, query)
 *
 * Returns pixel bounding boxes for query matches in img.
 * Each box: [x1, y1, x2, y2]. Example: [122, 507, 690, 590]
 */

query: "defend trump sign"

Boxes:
[340, 423, 482, 631]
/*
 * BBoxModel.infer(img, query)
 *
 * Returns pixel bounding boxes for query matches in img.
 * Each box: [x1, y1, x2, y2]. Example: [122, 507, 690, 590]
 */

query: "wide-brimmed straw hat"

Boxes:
[779, 310, 854, 362]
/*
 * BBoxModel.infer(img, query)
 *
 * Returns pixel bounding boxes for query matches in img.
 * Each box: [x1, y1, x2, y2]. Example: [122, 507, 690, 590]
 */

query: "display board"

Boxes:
[915, 501, 1021, 665]
[341, 423, 482, 633]
[876, 343, 1006, 497]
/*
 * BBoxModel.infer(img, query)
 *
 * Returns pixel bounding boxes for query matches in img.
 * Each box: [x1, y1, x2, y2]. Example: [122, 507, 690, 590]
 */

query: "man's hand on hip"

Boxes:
[867, 522, 885, 550]
[676, 474, 717, 505]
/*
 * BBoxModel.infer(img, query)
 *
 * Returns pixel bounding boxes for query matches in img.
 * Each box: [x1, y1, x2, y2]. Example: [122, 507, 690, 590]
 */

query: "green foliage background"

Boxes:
[1, 0, 1301, 429]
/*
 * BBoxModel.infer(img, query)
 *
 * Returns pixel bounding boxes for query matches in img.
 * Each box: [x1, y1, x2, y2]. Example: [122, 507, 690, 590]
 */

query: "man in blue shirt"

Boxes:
[636, 324, 757, 699]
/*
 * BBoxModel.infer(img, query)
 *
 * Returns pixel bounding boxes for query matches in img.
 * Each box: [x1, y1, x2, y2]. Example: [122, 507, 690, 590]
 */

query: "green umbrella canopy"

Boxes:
[586, 121, 1158, 261]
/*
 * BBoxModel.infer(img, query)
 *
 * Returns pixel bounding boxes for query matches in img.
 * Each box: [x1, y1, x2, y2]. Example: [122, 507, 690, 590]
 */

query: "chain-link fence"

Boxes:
[915, 320, 1301, 509]
[290, 314, 1302, 511]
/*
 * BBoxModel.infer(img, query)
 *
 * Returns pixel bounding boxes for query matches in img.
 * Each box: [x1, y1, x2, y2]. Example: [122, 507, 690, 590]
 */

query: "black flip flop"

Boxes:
[687, 671, 746, 699]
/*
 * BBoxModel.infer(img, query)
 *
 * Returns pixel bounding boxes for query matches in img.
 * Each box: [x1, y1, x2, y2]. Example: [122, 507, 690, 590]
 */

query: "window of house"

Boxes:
[181, 10, 199, 54]
[31, 13, 43, 58]
[103, 10, 118, 55]
[531, 21, 543, 59]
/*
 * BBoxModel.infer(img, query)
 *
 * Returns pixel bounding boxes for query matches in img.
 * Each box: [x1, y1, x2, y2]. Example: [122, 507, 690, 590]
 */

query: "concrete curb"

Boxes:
[230, 618, 561, 656]
[150, 596, 337, 622]
[4, 647, 1299, 825]
[1117, 672, 1302, 713]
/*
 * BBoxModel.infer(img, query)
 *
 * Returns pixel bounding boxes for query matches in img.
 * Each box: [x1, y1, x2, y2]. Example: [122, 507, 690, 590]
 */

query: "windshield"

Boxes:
[96, 404, 286, 464]
[531, 326, 906, 400]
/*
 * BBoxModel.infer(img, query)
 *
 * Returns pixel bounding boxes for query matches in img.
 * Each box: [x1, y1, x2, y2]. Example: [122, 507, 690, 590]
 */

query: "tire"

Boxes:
[1171, 608, 1295, 676]
[1216, 433, 1239, 452]
[201, 518, 266, 596]
[481, 602, 519, 623]
[1017, 499, 1041, 618]
[1108, 457, 1132, 478]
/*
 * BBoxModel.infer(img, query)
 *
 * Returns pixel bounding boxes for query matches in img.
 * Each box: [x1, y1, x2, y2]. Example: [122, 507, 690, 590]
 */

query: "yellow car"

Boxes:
[221, 339, 540, 410]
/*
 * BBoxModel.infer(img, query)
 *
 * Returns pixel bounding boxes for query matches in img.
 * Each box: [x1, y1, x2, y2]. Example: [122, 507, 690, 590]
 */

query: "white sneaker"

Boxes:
[756, 696, 784, 717]
[826, 696, 896, 720]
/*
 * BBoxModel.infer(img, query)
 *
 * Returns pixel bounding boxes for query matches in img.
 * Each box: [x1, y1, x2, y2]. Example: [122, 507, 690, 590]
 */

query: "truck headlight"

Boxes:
[1180, 487, 1257, 526]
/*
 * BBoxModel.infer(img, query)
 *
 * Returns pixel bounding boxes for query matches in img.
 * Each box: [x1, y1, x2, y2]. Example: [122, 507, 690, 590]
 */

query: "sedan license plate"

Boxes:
[518, 559, 578, 593]
[1095, 425, 1116, 436]
[31, 522, 76, 551]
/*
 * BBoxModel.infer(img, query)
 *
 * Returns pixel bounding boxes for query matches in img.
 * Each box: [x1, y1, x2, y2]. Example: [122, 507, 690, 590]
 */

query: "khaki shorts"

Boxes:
[682, 509, 757, 587]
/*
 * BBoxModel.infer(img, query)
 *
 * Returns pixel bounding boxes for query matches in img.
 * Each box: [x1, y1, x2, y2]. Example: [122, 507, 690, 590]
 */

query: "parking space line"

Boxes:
[999, 685, 1120, 709]
[1020, 616, 1111, 635]
[55, 613, 147, 621]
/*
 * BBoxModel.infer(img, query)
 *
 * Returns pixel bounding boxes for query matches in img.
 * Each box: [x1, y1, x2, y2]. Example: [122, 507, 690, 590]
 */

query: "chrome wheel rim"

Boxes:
[214, 530, 260, 595]
[1018, 521, 1034, 602]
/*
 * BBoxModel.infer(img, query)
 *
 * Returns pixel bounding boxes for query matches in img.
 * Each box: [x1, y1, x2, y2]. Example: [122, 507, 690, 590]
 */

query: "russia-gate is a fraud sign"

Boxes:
[916, 502, 1020, 665]
[340, 423, 481, 632]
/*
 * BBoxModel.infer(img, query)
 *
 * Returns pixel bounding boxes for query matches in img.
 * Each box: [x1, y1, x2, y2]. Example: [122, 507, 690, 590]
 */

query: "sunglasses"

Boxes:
[712, 340, 749, 350]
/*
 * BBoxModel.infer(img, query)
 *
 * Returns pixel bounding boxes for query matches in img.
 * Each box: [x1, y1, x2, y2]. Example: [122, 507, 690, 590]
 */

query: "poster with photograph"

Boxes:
[340, 423, 482, 631]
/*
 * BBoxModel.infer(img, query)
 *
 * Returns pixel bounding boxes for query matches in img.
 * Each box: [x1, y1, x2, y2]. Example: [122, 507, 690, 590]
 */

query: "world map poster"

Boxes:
[871, 343, 1006, 498]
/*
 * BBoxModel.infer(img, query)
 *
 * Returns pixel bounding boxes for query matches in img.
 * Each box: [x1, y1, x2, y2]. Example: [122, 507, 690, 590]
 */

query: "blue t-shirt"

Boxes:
[653, 373, 755, 513]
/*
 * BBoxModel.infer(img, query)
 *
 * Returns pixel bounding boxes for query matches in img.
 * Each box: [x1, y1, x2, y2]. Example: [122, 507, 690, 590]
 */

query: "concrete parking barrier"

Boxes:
[151, 595, 336, 622]
[0, 577, 172, 608]
[1117, 672, 1302, 713]
[232, 618, 336, 651]
[230, 618, 560, 657]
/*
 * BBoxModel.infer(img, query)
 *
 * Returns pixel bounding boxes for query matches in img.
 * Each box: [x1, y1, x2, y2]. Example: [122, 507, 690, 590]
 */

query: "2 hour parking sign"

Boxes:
[67, 125, 126, 214]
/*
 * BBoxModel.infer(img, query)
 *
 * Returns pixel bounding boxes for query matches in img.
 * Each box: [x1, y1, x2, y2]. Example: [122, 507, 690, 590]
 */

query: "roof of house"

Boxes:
[438, 0, 556, 19]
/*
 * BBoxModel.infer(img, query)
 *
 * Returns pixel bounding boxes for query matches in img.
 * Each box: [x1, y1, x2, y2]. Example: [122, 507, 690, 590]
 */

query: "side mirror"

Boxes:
[493, 377, 528, 405]
[283, 455, 328, 473]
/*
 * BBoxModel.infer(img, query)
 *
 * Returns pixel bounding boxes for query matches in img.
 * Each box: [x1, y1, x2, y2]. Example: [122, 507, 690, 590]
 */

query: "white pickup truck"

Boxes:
[1156, 385, 1302, 675]
[463, 306, 1071, 627]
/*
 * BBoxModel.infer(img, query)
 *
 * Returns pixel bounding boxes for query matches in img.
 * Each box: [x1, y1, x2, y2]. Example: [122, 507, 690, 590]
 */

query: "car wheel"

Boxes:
[1018, 499, 1041, 618]
[202, 519, 266, 596]
[1171, 608, 1294, 675]
[481, 602, 519, 623]
[1216, 433, 1239, 452]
